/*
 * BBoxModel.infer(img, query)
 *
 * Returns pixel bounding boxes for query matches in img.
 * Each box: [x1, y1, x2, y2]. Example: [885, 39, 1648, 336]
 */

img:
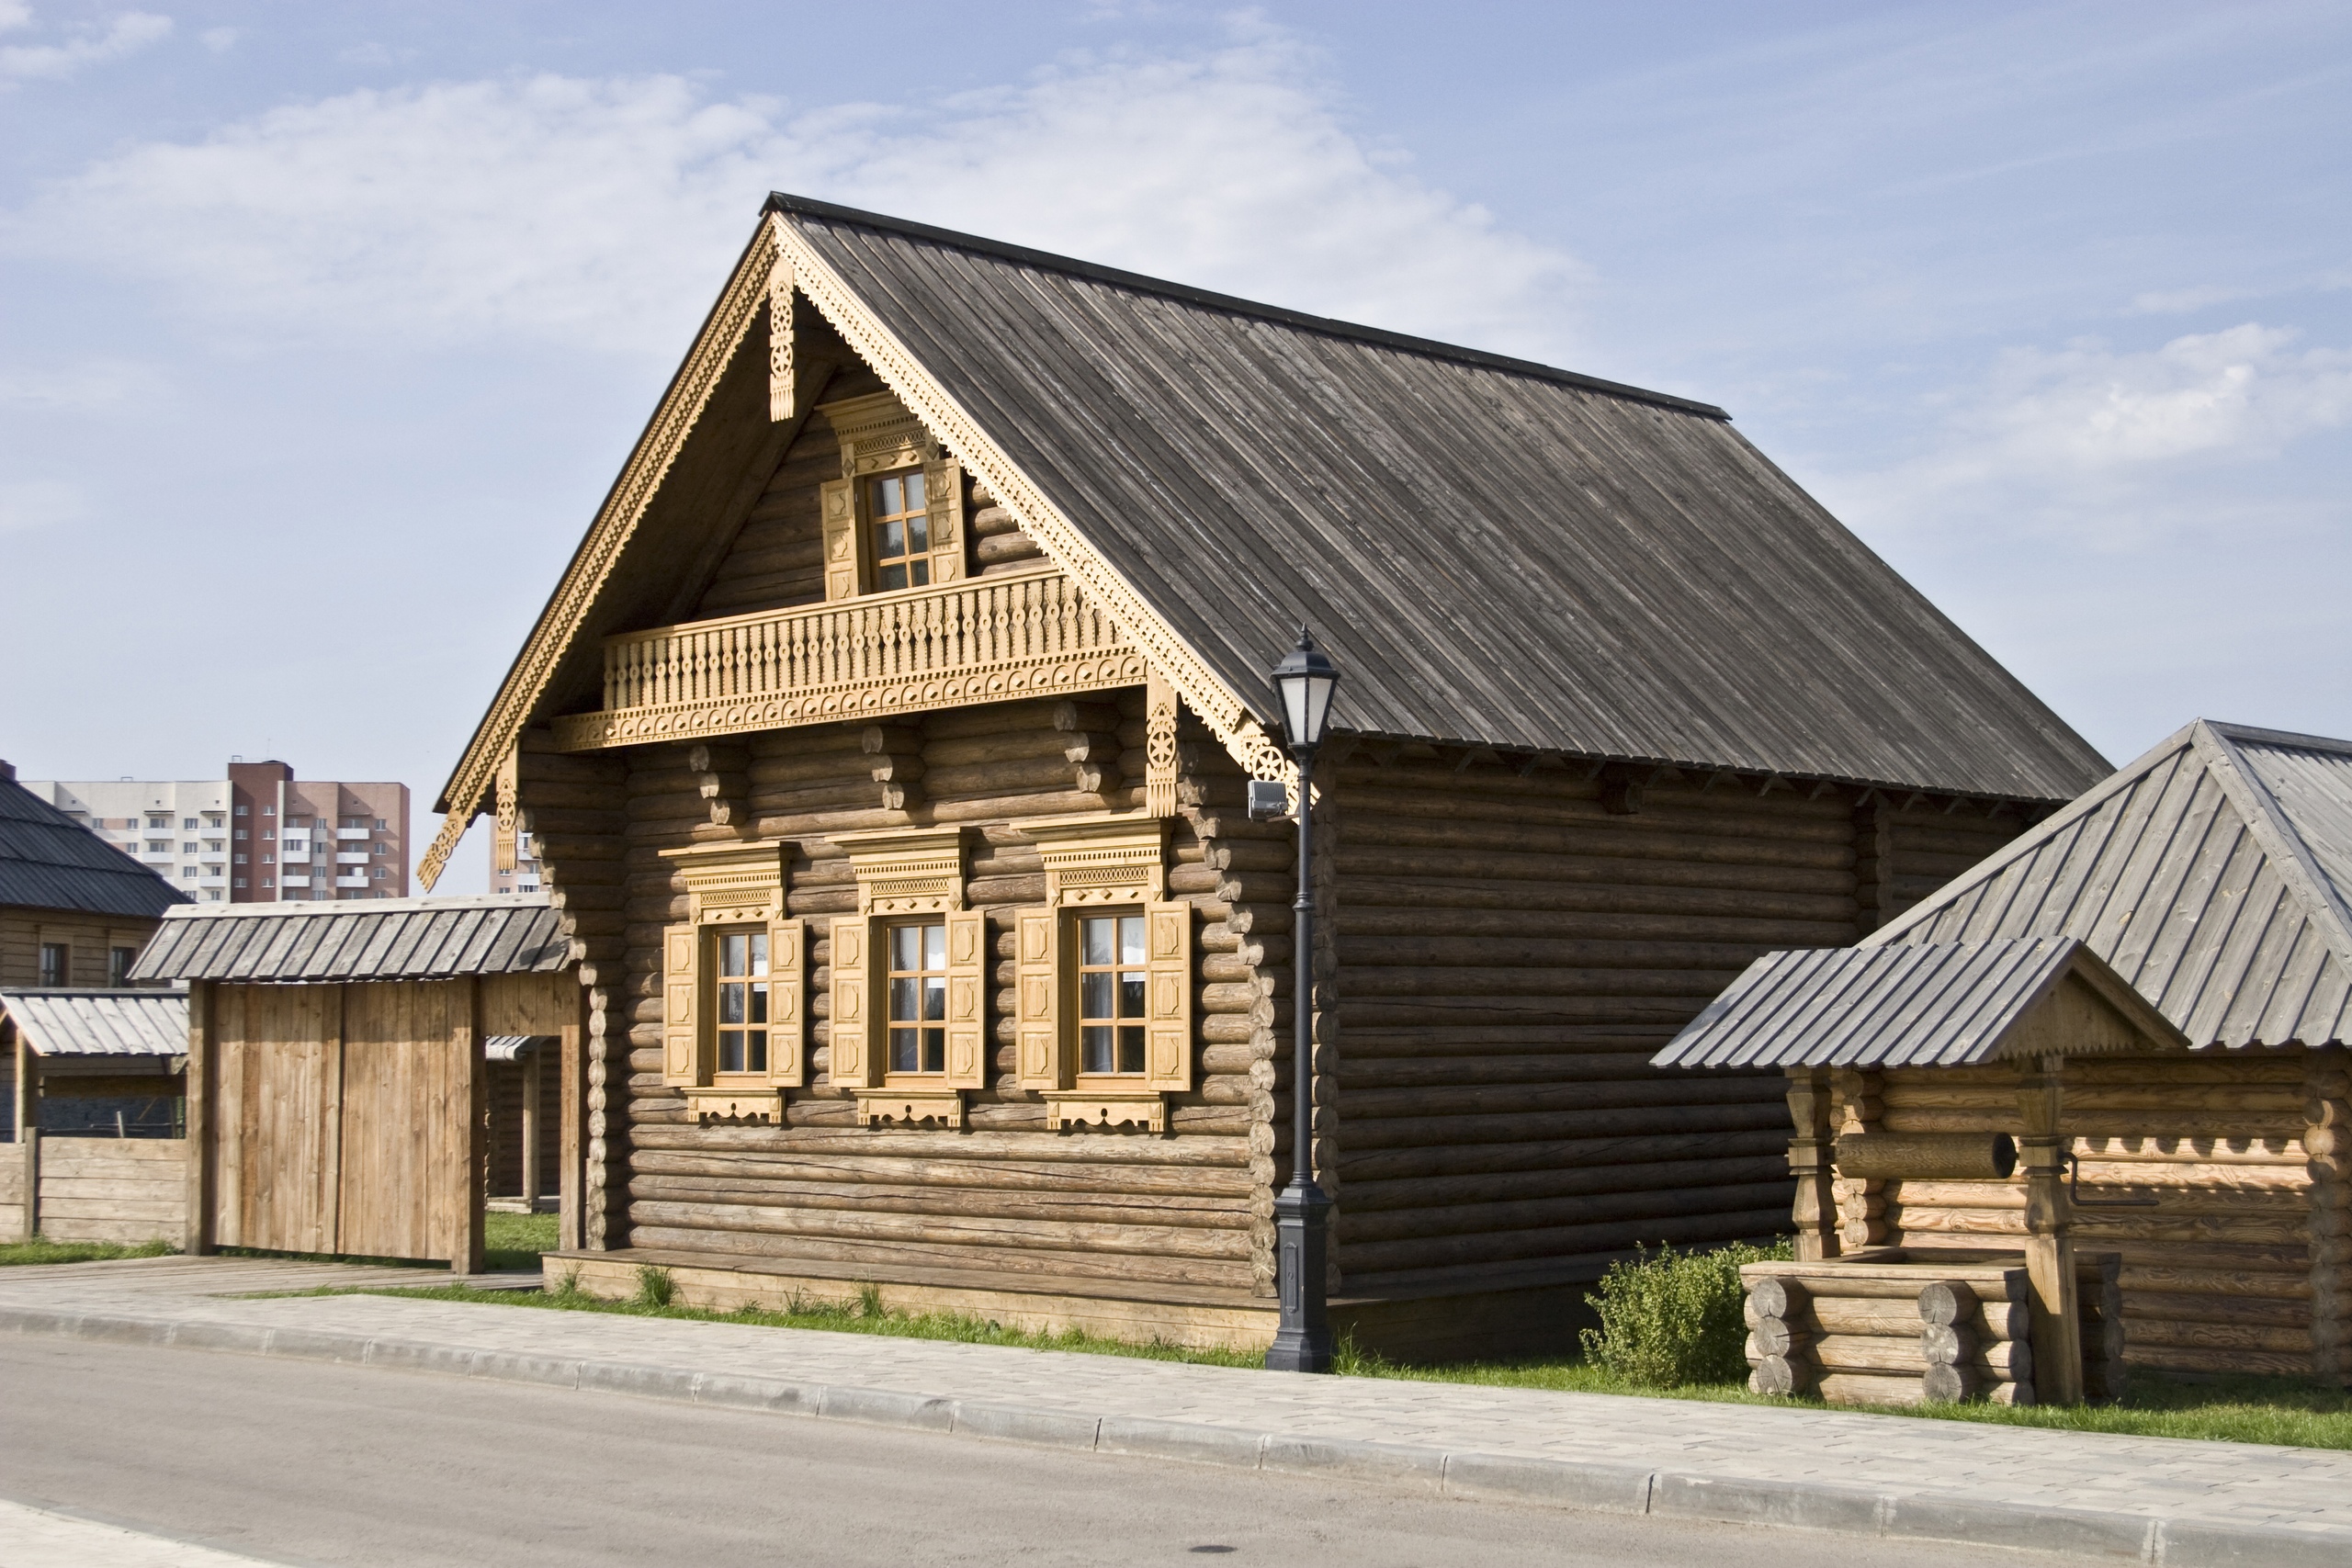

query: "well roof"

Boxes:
[131, 894, 569, 984]
[1865, 720, 2352, 1049]
[0, 987, 189, 1057]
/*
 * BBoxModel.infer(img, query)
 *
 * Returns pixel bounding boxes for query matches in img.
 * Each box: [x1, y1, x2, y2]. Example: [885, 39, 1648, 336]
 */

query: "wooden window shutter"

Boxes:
[662, 925, 703, 1086]
[942, 908, 989, 1090]
[923, 457, 965, 585]
[820, 477, 860, 601]
[829, 915, 876, 1088]
[768, 916, 807, 1089]
[1144, 899, 1193, 1092]
[1013, 907, 1062, 1090]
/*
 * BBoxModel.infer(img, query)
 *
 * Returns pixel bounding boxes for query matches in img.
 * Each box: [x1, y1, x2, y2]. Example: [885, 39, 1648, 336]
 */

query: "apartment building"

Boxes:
[26, 760, 412, 903]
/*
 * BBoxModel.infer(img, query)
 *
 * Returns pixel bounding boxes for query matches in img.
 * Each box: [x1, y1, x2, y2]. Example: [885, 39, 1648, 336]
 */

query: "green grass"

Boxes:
[485, 1211, 559, 1272]
[353, 1277, 2352, 1450]
[0, 1236, 175, 1267]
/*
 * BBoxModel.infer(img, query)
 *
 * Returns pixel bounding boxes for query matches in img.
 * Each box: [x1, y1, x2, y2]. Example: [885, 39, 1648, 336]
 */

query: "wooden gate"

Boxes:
[191, 976, 560, 1269]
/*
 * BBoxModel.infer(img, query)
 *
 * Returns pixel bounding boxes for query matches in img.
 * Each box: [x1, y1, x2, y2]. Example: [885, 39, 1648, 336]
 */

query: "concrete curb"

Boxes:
[7, 1303, 2349, 1566]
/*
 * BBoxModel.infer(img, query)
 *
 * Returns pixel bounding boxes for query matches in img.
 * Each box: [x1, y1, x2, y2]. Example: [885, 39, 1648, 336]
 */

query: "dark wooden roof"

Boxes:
[0, 987, 188, 1057]
[1865, 720, 2352, 1049]
[0, 766, 187, 919]
[132, 894, 569, 983]
[1652, 938, 2183, 1071]
[773, 195, 2109, 800]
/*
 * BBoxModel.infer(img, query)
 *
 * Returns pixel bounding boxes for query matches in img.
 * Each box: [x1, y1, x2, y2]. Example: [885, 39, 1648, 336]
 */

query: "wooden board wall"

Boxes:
[1860, 1054, 2344, 1380]
[33, 1136, 183, 1244]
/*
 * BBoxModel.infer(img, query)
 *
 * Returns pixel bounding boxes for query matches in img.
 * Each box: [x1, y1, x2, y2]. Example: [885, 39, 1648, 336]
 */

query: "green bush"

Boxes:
[1579, 1240, 1790, 1387]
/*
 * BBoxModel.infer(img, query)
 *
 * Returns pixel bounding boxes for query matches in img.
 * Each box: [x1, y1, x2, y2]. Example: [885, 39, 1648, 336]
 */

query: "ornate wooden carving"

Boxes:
[1145, 669, 1179, 818]
[555, 569, 1143, 751]
[492, 747, 520, 874]
[828, 827, 975, 1122]
[768, 253, 796, 422]
[656, 840, 802, 1120]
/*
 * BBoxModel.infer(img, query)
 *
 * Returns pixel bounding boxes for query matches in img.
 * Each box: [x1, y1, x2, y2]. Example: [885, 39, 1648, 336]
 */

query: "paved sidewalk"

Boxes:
[4, 1258, 2348, 1566]
[0, 1498, 276, 1568]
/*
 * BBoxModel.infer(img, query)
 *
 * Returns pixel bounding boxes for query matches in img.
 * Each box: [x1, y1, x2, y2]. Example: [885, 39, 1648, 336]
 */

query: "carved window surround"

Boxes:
[551, 570, 1144, 752]
[817, 390, 966, 602]
[1012, 813, 1192, 1134]
[657, 840, 805, 1123]
[827, 827, 988, 1129]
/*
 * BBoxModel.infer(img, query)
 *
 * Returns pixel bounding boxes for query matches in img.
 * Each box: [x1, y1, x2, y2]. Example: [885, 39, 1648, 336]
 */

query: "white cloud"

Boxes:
[2128, 285, 2257, 315]
[3, 30, 1586, 362]
[200, 26, 234, 54]
[0, 357, 150, 411]
[0, 479, 88, 531]
[1, 10, 171, 82]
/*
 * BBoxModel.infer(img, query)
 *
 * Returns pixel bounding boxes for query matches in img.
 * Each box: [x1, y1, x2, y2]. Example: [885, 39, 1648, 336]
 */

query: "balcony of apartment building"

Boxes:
[334, 851, 371, 866]
[279, 873, 312, 889]
[334, 827, 371, 842]
[334, 874, 372, 890]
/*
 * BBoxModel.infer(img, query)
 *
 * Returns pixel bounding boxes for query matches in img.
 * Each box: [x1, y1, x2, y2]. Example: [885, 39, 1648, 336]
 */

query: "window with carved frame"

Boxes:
[816, 391, 965, 602]
[868, 468, 930, 592]
[826, 827, 989, 1128]
[1012, 814, 1193, 1132]
[658, 841, 804, 1123]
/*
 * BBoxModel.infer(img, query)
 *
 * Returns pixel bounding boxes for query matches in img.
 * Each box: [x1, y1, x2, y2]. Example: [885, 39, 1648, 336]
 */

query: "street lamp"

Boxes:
[1264, 626, 1340, 1374]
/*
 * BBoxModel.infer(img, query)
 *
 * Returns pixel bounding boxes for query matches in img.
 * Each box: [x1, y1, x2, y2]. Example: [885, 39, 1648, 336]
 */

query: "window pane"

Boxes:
[924, 923, 945, 970]
[1119, 1025, 1146, 1075]
[720, 932, 747, 977]
[747, 1031, 767, 1074]
[890, 924, 924, 971]
[749, 932, 768, 976]
[876, 476, 902, 513]
[922, 1027, 945, 1073]
[878, 562, 907, 592]
[1081, 1024, 1112, 1075]
[1119, 975, 1147, 1018]
[748, 981, 768, 1024]
[907, 514, 929, 553]
[890, 1029, 917, 1073]
[718, 983, 745, 1025]
[718, 1031, 743, 1074]
[908, 558, 930, 587]
[1080, 970, 1114, 1020]
[922, 975, 946, 1022]
[904, 471, 924, 510]
[1120, 916, 1146, 965]
[877, 519, 905, 558]
[1082, 918, 1113, 966]
[890, 976, 922, 1022]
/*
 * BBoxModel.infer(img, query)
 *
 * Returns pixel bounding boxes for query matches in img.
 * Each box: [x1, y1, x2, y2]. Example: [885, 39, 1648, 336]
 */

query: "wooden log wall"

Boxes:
[31, 1135, 184, 1245]
[1871, 1054, 2344, 1381]
[1324, 756, 1974, 1296]
[596, 692, 1265, 1294]
[0, 909, 163, 987]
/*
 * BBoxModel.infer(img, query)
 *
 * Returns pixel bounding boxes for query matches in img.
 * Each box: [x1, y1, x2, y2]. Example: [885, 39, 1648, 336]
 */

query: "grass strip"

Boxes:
[0, 1237, 175, 1267]
[334, 1276, 2352, 1449]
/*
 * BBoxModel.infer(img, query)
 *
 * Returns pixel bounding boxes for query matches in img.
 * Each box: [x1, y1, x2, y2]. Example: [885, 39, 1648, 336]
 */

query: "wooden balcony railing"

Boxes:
[552, 567, 1145, 750]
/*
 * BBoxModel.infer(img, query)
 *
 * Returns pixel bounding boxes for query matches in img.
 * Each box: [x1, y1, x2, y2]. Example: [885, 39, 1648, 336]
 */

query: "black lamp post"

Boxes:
[1264, 626, 1340, 1374]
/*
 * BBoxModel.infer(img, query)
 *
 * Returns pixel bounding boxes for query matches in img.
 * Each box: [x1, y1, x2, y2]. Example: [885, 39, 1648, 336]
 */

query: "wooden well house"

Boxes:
[414, 193, 2109, 1356]
[2, 987, 191, 1244]
[132, 895, 579, 1270]
[1662, 720, 2352, 1390]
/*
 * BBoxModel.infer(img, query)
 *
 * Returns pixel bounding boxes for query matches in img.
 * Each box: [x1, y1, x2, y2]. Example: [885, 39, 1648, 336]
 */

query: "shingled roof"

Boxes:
[0, 762, 187, 919]
[433, 196, 2108, 843]
[1864, 720, 2352, 1049]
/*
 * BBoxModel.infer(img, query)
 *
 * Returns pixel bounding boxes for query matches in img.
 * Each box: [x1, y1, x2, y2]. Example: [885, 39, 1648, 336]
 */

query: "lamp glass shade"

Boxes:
[1271, 629, 1340, 750]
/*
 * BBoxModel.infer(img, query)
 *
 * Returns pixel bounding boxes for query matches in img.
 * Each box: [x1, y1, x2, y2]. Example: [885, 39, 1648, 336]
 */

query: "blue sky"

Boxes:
[5, 1, 2347, 892]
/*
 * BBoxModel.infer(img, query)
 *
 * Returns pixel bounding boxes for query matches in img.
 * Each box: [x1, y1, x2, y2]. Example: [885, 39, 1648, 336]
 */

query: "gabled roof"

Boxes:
[1864, 721, 2352, 1049]
[0, 765, 187, 919]
[0, 987, 188, 1056]
[1653, 937, 2186, 1071]
[131, 894, 568, 984]
[428, 196, 2107, 875]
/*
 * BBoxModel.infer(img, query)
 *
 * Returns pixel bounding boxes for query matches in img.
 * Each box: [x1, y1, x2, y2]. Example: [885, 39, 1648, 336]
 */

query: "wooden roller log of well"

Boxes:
[1746, 1276, 1804, 1323]
[1836, 1132, 2018, 1182]
[1921, 1363, 1979, 1403]
[1920, 1323, 1977, 1366]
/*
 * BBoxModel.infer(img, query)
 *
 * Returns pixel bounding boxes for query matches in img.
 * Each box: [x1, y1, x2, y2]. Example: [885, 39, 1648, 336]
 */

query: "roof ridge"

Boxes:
[766, 191, 1731, 422]
[2187, 721, 2352, 973]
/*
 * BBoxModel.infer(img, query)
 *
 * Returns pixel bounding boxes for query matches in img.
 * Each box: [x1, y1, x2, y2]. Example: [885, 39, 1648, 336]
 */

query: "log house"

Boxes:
[419, 194, 2109, 1355]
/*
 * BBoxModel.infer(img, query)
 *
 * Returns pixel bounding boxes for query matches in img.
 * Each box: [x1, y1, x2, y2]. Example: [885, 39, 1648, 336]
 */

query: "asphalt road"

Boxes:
[1, 1337, 2107, 1568]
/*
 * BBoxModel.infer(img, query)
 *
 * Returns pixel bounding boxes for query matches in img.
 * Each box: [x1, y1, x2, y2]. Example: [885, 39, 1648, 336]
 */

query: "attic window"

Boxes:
[870, 470, 930, 592]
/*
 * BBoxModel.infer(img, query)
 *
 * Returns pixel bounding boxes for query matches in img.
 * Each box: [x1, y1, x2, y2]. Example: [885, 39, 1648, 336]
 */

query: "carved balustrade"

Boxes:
[552, 567, 1143, 750]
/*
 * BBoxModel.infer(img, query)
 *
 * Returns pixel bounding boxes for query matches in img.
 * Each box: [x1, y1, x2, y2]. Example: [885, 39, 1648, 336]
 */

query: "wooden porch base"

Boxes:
[552, 1248, 1600, 1361]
